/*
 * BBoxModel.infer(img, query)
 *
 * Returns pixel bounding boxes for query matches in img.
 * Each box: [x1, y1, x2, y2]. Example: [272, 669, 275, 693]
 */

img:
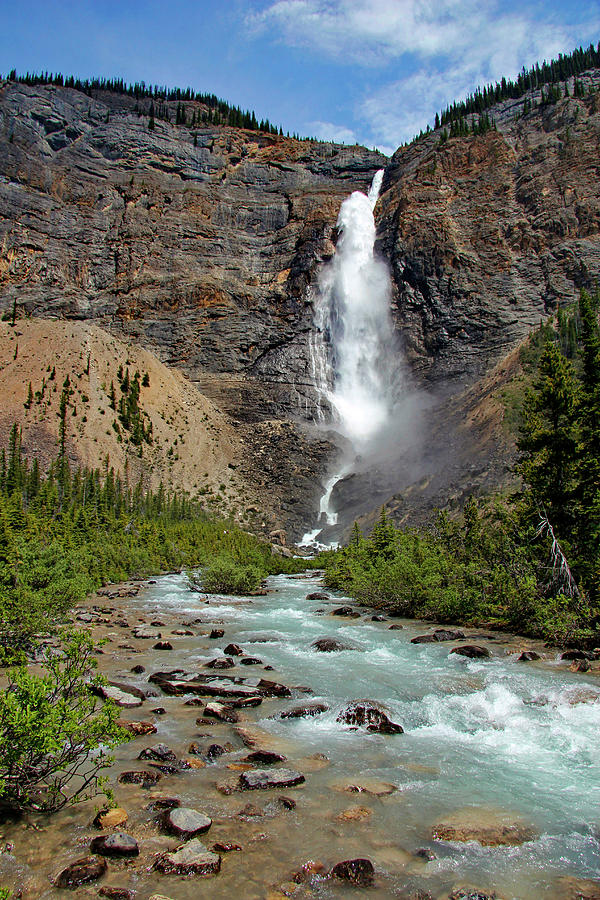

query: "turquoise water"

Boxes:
[123, 571, 600, 899]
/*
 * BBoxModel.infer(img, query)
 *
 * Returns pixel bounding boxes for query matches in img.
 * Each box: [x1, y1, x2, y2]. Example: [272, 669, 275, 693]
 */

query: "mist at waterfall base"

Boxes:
[301, 171, 425, 546]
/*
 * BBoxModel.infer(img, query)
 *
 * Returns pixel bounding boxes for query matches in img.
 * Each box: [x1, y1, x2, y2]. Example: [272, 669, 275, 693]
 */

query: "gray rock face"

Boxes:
[239, 767, 305, 790]
[89, 832, 139, 857]
[154, 839, 221, 876]
[163, 807, 212, 838]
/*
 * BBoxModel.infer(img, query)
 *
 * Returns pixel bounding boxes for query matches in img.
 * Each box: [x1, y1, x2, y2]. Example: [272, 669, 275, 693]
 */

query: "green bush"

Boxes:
[0, 630, 129, 814]
[195, 557, 263, 595]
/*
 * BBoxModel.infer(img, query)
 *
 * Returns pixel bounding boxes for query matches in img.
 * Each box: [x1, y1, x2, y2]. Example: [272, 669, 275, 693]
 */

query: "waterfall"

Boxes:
[301, 169, 398, 545]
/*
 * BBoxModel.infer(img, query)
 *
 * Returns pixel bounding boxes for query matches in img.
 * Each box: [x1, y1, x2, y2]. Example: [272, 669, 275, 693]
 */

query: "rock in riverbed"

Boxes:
[154, 839, 221, 876]
[163, 807, 212, 838]
[412, 630, 465, 644]
[138, 743, 177, 762]
[240, 768, 305, 790]
[93, 807, 128, 829]
[55, 856, 107, 888]
[311, 638, 355, 652]
[450, 646, 491, 659]
[330, 858, 375, 886]
[90, 832, 139, 857]
[337, 700, 403, 734]
[280, 702, 329, 719]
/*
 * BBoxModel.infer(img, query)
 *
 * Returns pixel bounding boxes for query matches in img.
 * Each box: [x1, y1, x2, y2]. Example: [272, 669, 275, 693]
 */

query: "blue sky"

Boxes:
[2, 0, 598, 154]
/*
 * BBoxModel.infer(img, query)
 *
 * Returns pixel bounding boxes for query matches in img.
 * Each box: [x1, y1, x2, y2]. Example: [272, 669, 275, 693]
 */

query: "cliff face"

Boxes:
[378, 73, 600, 389]
[0, 81, 384, 536]
[1, 75, 600, 537]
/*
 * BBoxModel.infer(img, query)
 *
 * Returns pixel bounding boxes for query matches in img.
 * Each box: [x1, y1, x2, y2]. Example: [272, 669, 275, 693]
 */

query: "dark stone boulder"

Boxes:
[131, 664, 145, 674]
[117, 720, 157, 736]
[204, 701, 239, 723]
[90, 832, 139, 858]
[411, 629, 465, 644]
[561, 649, 592, 661]
[163, 807, 212, 838]
[389, 623, 404, 630]
[153, 641, 173, 650]
[210, 629, 225, 639]
[212, 842, 242, 852]
[337, 700, 403, 734]
[55, 856, 107, 888]
[154, 839, 221, 876]
[280, 702, 329, 719]
[372, 614, 387, 621]
[138, 743, 177, 762]
[244, 750, 287, 765]
[118, 769, 162, 787]
[224, 643, 244, 656]
[205, 657, 235, 669]
[331, 606, 360, 617]
[98, 888, 133, 900]
[306, 591, 330, 601]
[239, 768, 305, 790]
[330, 858, 375, 886]
[240, 656, 263, 665]
[518, 650, 541, 661]
[450, 645, 491, 659]
[311, 638, 354, 652]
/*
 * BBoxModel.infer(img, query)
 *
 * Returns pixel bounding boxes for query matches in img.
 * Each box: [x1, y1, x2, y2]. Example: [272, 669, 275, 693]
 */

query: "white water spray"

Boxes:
[301, 169, 399, 545]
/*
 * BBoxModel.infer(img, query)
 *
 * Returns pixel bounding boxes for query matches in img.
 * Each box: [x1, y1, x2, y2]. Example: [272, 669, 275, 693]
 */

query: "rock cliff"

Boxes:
[1, 73, 600, 538]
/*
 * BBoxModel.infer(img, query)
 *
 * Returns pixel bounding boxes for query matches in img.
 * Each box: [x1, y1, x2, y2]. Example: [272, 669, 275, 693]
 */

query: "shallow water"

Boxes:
[2, 572, 599, 899]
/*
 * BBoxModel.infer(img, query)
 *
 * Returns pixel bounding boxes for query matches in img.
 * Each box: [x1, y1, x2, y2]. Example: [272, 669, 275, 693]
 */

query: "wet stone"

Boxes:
[306, 591, 330, 601]
[224, 643, 244, 656]
[93, 807, 128, 829]
[240, 768, 305, 790]
[138, 743, 177, 762]
[163, 807, 212, 838]
[210, 629, 225, 639]
[518, 651, 541, 661]
[312, 637, 354, 652]
[244, 750, 287, 765]
[372, 614, 387, 621]
[90, 832, 139, 857]
[330, 858, 375, 886]
[337, 700, 404, 734]
[147, 796, 181, 811]
[154, 838, 221, 876]
[93, 683, 144, 708]
[212, 842, 242, 852]
[131, 664, 145, 674]
[389, 623, 404, 630]
[152, 707, 167, 715]
[55, 855, 107, 888]
[118, 720, 157, 736]
[450, 646, 491, 659]
[205, 657, 235, 669]
[280, 702, 328, 719]
[411, 630, 465, 644]
[153, 641, 173, 650]
[331, 606, 360, 617]
[204, 701, 239, 723]
[98, 889, 134, 900]
[118, 769, 162, 787]
[240, 657, 263, 665]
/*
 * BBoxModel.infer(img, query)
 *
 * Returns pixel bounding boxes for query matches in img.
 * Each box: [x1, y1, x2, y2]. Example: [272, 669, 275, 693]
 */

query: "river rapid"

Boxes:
[2, 572, 600, 899]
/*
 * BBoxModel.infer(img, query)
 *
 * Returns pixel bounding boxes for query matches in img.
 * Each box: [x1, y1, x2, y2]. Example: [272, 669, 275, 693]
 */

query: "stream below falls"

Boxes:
[2, 571, 600, 899]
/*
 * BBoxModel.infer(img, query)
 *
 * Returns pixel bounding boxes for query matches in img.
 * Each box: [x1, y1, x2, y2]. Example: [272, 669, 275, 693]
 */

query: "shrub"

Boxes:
[194, 558, 263, 595]
[0, 630, 129, 814]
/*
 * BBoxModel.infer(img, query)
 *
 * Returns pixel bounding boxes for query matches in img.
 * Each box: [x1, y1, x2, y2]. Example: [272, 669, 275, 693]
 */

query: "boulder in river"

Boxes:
[154, 839, 221, 876]
[450, 646, 491, 659]
[432, 816, 537, 846]
[133, 627, 161, 640]
[153, 641, 173, 650]
[411, 629, 465, 644]
[93, 807, 128, 829]
[240, 656, 263, 665]
[118, 769, 162, 787]
[306, 591, 330, 601]
[210, 629, 225, 639]
[55, 856, 107, 888]
[98, 888, 134, 900]
[311, 638, 355, 652]
[90, 832, 139, 857]
[280, 702, 329, 719]
[117, 719, 157, 736]
[138, 743, 177, 762]
[92, 682, 145, 708]
[330, 858, 375, 886]
[239, 768, 305, 790]
[204, 701, 239, 723]
[518, 650, 541, 661]
[337, 700, 404, 734]
[224, 643, 244, 656]
[449, 891, 498, 900]
[244, 750, 287, 765]
[331, 606, 360, 617]
[205, 657, 235, 669]
[163, 807, 212, 838]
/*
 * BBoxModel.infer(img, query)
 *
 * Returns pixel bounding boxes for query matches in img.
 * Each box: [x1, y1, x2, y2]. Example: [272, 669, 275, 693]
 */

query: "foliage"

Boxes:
[191, 557, 264, 595]
[0, 631, 128, 814]
[0, 428, 299, 649]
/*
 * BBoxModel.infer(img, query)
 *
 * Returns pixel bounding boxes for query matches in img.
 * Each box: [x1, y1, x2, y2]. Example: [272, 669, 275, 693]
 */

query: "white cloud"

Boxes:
[308, 120, 359, 143]
[250, 0, 600, 149]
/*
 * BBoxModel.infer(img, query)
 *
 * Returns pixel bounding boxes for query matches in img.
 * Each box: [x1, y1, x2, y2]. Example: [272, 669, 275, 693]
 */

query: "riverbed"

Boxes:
[1, 572, 599, 899]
